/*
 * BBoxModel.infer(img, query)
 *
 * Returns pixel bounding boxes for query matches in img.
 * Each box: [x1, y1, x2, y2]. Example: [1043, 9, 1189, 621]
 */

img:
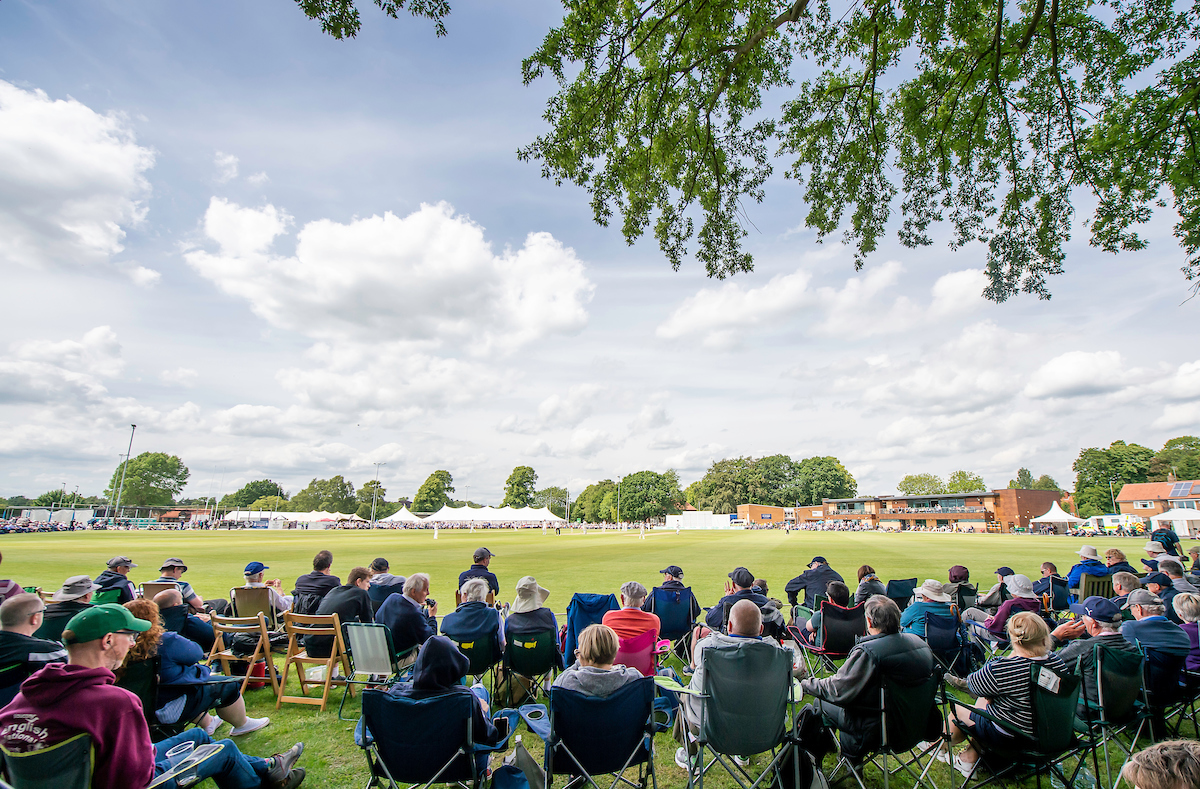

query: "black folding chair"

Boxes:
[499, 629, 560, 706]
[791, 600, 867, 677]
[356, 688, 514, 789]
[1074, 644, 1146, 789]
[924, 611, 972, 678]
[885, 579, 918, 612]
[446, 630, 502, 697]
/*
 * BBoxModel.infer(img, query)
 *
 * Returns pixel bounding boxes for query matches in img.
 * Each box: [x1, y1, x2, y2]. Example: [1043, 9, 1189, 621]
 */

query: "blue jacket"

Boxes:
[899, 600, 953, 638]
[1067, 559, 1109, 589]
[440, 601, 502, 646]
[377, 594, 437, 653]
[458, 565, 499, 595]
[705, 590, 770, 630]
[157, 631, 213, 686]
[784, 564, 844, 607]
[1121, 615, 1191, 656]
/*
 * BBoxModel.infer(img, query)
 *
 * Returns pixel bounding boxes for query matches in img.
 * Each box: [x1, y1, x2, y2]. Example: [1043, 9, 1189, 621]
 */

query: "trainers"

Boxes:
[230, 716, 271, 736]
[953, 754, 979, 778]
[674, 747, 692, 772]
[203, 716, 221, 736]
[267, 742, 305, 787]
[733, 755, 750, 767]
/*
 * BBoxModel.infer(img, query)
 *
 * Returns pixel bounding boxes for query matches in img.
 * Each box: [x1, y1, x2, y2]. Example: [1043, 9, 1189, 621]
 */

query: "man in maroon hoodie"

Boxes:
[0, 604, 305, 788]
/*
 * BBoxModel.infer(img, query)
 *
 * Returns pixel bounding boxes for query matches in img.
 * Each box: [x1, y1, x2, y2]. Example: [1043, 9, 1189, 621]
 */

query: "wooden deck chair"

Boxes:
[453, 589, 496, 607]
[139, 581, 178, 600]
[229, 586, 279, 630]
[206, 612, 280, 697]
[276, 611, 352, 711]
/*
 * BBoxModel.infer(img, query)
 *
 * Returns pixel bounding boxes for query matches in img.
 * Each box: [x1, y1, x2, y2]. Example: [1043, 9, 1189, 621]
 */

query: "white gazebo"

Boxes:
[381, 506, 423, 523]
[1030, 501, 1085, 533]
[1151, 508, 1200, 538]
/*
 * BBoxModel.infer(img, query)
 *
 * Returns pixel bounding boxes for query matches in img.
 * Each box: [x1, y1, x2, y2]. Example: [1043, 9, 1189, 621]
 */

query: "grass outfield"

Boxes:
[2, 528, 1191, 788]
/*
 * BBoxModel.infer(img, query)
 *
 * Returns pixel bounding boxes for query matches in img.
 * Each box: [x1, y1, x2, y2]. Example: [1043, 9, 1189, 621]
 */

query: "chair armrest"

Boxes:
[654, 676, 702, 696]
[948, 699, 1026, 740]
[654, 640, 671, 655]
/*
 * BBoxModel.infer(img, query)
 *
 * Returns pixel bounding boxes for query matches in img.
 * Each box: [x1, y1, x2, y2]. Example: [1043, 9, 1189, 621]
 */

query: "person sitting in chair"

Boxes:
[308, 567, 374, 659]
[0, 594, 67, 690]
[1104, 548, 1139, 577]
[95, 557, 138, 604]
[123, 599, 270, 737]
[854, 566, 886, 604]
[1031, 563, 1065, 597]
[236, 561, 292, 614]
[505, 576, 557, 641]
[961, 574, 1041, 644]
[440, 578, 505, 651]
[388, 635, 502, 771]
[944, 612, 1068, 777]
[34, 576, 97, 641]
[152, 588, 215, 652]
[784, 556, 844, 608]
[0, 604, 306, 789]
[642, 565, 703, 623]
[900, 579, 954, 638]
[1047, 596, 1141, 716]
[602, 581, 661, 641]
[554, 624, 642, 697]
[291, 551, 340, 614]
[1111, 572, 1141, 608]
[799, 596, 935, 760]
[376, 572, 437, 656]
[1066, 545, 1110, 594]
[367, 558, 405, 611]
[975, 567, 1013, 614]
[794, 580, 851, 646]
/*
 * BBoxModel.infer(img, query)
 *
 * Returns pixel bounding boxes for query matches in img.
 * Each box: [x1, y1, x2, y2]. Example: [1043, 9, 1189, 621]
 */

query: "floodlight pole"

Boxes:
[113, 424, 137, 523]
[370, 462, 385, 523]
[617, 475, 621, 527]
[1108, 478, 1118, 513]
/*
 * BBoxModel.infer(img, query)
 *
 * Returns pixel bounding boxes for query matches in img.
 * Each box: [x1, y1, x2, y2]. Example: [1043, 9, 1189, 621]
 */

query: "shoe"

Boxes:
[675, 747, 692, 772]
[953, 754, 978, 778]
[278, 767, 306, 789]
[203, 716, 221, 736]
[915, 740, 941, 758]
[945, 674, 969, 691]
[733, 755, 750, 767]
[267, 743, 305, 786]
[230, 716, 271, 736]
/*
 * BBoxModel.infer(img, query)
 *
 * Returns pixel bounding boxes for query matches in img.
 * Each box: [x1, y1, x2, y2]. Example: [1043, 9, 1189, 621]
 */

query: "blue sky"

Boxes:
[1, 0, 1197, 505]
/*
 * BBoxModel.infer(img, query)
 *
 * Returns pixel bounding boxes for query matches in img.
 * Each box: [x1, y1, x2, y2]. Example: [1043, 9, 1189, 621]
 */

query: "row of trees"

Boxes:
[683, 455, 857, 514]
[1073, 436, 1200, 518]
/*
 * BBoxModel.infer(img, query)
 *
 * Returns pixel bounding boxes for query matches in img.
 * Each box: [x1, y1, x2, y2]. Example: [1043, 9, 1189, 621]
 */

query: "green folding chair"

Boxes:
[1074, 644, 1146, 789]
[91, 588, 123, 605]
[0, 732, 92, 789]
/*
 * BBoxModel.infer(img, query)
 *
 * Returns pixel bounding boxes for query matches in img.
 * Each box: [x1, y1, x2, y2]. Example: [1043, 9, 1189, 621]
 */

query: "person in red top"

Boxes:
[602, 581, 661, 641]
[0, 604, 306, 789]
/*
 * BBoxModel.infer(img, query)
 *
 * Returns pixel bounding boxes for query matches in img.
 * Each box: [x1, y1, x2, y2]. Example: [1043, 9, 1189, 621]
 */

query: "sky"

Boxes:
[1, 0, 1197, 506]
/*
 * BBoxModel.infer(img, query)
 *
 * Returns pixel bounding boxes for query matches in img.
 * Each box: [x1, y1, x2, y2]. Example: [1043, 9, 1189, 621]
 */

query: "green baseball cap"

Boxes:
[62, 604, 151, 645]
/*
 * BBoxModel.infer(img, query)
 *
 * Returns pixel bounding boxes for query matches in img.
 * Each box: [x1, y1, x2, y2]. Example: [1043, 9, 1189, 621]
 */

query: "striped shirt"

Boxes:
[967, 653, 1067, 738]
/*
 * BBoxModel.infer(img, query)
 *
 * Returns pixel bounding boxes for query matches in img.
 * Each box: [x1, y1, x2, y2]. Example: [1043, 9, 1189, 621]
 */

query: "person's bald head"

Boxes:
[0, 594, 45, 634]
[727, 599, 763, 637]
[153, 588, 183, 608]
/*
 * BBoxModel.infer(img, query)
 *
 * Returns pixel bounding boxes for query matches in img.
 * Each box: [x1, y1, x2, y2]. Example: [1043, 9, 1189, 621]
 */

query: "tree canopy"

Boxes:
[413, 470, 455, 512]
[520, 0, 1200, 300]
[572, 480, 618, 522]
[291, 476, 357, 513]
[105, 452, 190, 507]
[295, 0, 449, 38]
[502, 466, 539, 508]
[221, 479, 287, 509]
[896, 473, 944, 495]
[534, 486, 569, 518]
[616, 469, 683, 522]
[1149, 435, 1200, 482]
[684, 453, 855, 512]
[1072, 439, 1155, 517]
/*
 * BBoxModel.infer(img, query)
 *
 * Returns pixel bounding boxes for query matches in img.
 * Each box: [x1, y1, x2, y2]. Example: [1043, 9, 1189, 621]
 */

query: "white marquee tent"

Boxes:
[423, 505, 565, 523]
[381, 506, 422, 523]
[1151, 508, 1200, 537]
[1031, 501, 1085, 533]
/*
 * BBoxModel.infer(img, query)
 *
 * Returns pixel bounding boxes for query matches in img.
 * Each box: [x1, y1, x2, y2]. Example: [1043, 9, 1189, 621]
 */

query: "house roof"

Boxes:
[1116, 481, 1200, 501]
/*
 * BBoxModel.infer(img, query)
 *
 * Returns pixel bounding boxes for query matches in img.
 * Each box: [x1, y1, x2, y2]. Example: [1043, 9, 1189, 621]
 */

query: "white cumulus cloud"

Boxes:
[0, 80, 154, 270]
[657, 268, 812, 350]
[1023, 350, 1132, 399]
[214, 151, 239, 183]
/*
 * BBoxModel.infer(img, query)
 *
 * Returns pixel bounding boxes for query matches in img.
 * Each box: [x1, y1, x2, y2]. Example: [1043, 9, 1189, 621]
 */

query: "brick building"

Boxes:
[1116, 480, 1200, 517]
[792, 488, 1063, 533]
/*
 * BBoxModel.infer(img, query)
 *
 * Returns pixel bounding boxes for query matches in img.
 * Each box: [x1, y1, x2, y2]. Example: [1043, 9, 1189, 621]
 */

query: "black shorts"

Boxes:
[961, 709, 1017, 748]
[178, 681, 242, 722]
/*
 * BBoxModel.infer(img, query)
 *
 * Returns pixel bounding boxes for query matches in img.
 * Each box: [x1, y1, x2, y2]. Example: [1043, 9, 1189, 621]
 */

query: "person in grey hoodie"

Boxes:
[554, 624, 642, 697]
[367, 557, 406, 612]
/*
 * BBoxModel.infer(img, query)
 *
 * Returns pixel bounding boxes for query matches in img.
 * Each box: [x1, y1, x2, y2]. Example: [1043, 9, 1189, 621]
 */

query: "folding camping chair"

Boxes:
[954, 585, 978, 613]
[1165, 669, 1200, 738]
[885, 579, 918, 612]
[924, 611, 972, 678]
[951, 662, 1087, 789]
[338, 622, 415, 720]
[1141, 645, 1187, 740]
[0, 732, 91, 789]
[563, 593, 619, 664]
[276, 611, 352, 711]
[446, 630, 503, 696]
[206, 611, 280, 697]
[791, 600, 867, 677]
[356, 687, 514, 789]
[0, 663, 37, 708]
[1041, 577, 1069, 617]
[679, 640, 800, 789]
[1079, 574, 1114, 601]
[646, 586, 699, 664]
[230, 586, 280, 630]
[519, 676, 658, 789]
[826, 671, 945, 789]
[500, 629, 561, 706]
[91, 588, 124, 605]
[1074, 644, 1146, 789]
[614, 630, 669, 678]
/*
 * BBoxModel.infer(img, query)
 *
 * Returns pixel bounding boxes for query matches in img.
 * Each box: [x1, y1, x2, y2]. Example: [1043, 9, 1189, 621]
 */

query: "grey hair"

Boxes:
[1159, 559, 1184, 578]
[404, 572, 430, 595]
[1173, 592, 1200, 624]
[865, 595, 901, 635]
[461, 578, 489, 603]
[1139, 603, 1166, 617]
[620, 581, 648, 605]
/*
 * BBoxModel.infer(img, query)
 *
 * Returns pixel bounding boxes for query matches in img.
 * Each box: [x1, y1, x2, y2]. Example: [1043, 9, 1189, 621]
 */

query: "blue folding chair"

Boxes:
[564, 594, 618, 664]
[647, 587, 699, 642]
[518, 677, 658, 789]
[356, 688, 514, 789]
[923, 611, 972, 678]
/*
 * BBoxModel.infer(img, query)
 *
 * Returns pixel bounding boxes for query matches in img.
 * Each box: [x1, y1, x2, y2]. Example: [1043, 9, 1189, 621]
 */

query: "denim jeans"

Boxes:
[152, 729, 271, 789]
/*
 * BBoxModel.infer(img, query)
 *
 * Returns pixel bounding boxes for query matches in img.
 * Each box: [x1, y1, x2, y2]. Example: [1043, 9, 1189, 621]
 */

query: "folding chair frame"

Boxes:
[791, 600, 866, 678]
[229, 586, 280, 630]
[501, 630, 560, 706]
[539, 682, 659, 789]
[277, 611, 352, 711]
[139, 581, 179, 600]
[205, 612, 280, 698]
[337, 623, 414, 721]
[1074, 645, 1150, 789]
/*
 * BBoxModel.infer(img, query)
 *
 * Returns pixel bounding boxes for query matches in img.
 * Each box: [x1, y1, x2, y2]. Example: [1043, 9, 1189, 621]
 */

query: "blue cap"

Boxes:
[244, 561, 269, 575]
[1143, 572, 1171, 587]
[1068, 595, 1121, 623]
[994, 566, 1014, 576]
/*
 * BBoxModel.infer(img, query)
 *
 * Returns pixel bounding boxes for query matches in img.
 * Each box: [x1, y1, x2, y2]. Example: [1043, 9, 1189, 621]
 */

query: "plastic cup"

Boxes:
[166, 740, 197, 784]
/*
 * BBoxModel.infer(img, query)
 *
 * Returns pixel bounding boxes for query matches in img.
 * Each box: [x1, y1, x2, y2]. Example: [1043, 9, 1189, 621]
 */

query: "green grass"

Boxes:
[2, 528, 1192, 788]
